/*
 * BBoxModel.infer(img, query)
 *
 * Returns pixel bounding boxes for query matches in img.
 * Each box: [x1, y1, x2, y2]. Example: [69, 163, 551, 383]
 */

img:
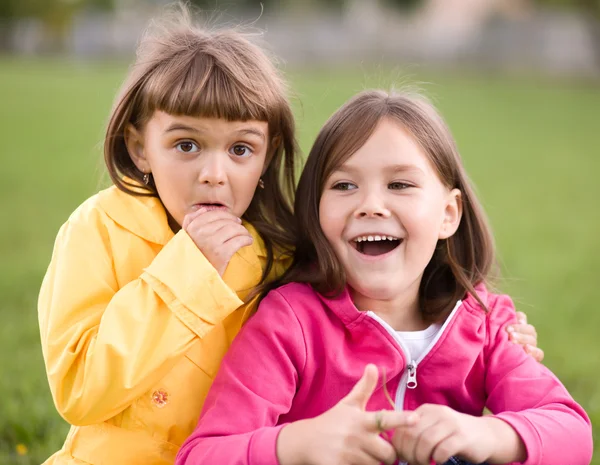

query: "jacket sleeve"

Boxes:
[38, 208, 245, 426]
[483, 294, 593, 465]
[176, 290, 306, 465]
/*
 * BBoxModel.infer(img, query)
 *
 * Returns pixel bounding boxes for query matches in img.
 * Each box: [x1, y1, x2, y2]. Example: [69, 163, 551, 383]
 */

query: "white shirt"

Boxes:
[396, 323, 442, 361]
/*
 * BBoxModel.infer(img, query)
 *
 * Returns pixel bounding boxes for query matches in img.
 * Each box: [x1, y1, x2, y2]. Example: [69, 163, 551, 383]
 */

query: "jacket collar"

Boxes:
[314, 283, 489, 329]
[97, 185, 173, 245]
[96, 183, 267, 258]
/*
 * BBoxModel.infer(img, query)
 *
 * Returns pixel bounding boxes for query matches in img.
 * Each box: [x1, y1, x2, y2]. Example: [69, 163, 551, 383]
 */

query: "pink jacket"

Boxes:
[176, 283, 592, 465]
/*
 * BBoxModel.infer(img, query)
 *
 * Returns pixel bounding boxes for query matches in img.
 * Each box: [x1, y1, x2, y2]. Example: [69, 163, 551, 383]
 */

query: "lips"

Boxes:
[192, 203, 228, 212]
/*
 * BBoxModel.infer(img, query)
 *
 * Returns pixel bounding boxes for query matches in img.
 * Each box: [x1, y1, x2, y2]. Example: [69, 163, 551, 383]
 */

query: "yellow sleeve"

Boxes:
[38, 209, 244, 426]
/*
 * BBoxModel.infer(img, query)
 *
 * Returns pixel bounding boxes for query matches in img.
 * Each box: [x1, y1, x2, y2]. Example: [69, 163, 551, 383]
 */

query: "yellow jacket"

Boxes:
[39, 185, 288, 465]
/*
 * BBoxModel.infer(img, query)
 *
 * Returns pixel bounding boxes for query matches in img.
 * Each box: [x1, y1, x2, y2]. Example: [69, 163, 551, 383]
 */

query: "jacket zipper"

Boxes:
[366, 299, 462, 411]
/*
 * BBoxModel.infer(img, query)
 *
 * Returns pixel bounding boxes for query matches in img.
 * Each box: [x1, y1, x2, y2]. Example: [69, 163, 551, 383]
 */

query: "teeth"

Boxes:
[353, 235, 400, 242]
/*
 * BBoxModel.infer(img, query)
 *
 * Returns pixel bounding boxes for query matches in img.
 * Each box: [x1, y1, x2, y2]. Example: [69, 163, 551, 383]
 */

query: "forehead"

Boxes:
[335, 119, 433, 175]
[146, 111, 269, 137]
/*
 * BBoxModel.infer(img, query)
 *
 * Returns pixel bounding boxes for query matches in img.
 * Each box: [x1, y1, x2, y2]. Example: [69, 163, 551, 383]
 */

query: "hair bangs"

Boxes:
[137, 51, 274, 124]
[319, 94, 388, 189]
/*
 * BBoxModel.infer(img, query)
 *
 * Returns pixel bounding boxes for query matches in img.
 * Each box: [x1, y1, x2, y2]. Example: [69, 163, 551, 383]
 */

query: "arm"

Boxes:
[176, 291, 418, 465]
[176, 290, 306, 465]
[39, 210, 245, 426]
[485, 294, 593, 465]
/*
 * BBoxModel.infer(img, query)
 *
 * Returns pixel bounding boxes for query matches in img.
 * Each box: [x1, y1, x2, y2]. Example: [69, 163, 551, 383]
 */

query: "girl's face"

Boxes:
[319, 118, 461, 311]
[126, 112, 269, 226]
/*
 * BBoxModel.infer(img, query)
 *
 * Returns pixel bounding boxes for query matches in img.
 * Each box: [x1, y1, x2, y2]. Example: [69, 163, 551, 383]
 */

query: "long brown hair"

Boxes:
[104, 4, 298, 283]
[275, 89, 496, 319]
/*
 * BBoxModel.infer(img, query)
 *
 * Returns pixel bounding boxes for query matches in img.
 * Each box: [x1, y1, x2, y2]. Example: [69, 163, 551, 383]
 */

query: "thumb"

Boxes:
[341, 364, 378, 410]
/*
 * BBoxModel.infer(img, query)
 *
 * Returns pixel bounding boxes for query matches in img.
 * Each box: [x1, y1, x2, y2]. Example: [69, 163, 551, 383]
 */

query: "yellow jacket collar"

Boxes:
[96, 183, 268, 258]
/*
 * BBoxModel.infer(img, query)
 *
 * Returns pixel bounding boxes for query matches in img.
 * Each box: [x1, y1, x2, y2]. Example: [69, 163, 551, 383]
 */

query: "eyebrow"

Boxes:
[164, 123, 200, 134]
[164, 123, 266, 141]
[335, 163, 425, 176]
[236, 128, 266, 141]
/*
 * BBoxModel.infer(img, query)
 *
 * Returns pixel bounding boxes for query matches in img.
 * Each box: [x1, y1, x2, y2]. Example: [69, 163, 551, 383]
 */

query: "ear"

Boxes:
[439, 188, 462, 240]
[124, 123, 150, 174]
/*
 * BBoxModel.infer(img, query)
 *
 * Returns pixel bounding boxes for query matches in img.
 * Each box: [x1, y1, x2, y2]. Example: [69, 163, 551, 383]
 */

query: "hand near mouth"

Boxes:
[182, 207, 253, 276]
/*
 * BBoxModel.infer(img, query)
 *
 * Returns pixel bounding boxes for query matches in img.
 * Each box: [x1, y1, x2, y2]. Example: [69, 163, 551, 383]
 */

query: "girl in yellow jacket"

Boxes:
[38, 7, 542, 465]
[38, 7, 297, 465]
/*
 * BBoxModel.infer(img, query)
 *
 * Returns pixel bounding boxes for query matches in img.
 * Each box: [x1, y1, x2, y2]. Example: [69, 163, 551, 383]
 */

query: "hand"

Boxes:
[392, 404, 526, 465]
[182, 208, 253, 276]
[506, 311, 544, 362]
[277, 364, 419, 465]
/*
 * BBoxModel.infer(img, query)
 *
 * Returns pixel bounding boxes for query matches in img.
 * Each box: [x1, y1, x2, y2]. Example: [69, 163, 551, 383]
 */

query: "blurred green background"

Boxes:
[1, 0, 600, 463]
[1, 57, 598, 465]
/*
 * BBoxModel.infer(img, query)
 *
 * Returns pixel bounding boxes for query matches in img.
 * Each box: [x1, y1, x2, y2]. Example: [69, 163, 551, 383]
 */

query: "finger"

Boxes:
[347, 450, 380, 465]
[183, 209, 241, 229]
[341, 364, 378, 409]
[413, 422, 454, 465]
[507, 322, 537, 338]
[369, 410, 419, 431]
[526, 345, 545, 363]
[188, 220, 251, 244]
[431, 435, 465, 465]
[218, 235, 255, 261]
[362, 436, 398, 465]
[397, 405, 440, 465]
[508, 332, 537, 348]
[515, 311, 527, 324]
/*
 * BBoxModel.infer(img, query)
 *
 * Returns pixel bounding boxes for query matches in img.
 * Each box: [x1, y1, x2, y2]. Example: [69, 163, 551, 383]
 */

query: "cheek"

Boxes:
[318, 195, 343, 243]
[404, 195, 447, 232]
[230, 160, 265, 214]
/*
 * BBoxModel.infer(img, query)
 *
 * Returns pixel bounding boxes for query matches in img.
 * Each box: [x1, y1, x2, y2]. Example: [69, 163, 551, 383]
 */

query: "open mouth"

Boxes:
[195, 203, 227, 211]
[351, 235, 403, 256]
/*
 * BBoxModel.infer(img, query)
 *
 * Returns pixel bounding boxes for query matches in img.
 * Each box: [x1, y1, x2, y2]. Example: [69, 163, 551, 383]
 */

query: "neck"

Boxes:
[350, 285, 428, 331]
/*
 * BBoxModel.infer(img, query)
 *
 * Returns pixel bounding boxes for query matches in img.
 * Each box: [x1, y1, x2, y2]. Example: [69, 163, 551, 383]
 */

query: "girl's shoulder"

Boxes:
[65, 184, 170, 245]
[263, 282, 320, 307]
[461, 283, 520, 343]
[257, 282, 326, 324]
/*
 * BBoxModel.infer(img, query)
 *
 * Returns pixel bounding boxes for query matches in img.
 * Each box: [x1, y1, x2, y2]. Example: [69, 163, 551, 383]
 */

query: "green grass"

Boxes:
[1, 58, 598, 463]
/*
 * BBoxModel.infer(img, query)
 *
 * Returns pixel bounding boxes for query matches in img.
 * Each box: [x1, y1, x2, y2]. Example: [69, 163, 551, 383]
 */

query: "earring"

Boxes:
[258, 178, 265, 189]
[143, 173, 151, 185]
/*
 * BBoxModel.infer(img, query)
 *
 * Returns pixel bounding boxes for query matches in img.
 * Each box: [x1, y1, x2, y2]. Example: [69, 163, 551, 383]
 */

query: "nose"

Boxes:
[354, 189, 391, 219]
[199, 152, 227, 186]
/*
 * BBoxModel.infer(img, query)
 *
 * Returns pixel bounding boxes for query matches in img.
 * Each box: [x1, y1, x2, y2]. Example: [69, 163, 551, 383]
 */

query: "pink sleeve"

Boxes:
[175, 290, 306, 465]
[484, 294, 592, 465]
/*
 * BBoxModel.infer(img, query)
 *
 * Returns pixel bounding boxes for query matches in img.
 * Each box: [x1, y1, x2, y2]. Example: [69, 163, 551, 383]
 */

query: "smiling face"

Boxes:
[318, 118, 462, 313]
[126, 111, 269, 226]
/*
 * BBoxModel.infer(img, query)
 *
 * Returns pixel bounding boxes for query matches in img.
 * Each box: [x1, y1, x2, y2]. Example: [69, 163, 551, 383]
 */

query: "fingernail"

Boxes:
[407, 413, 418, 422]
[511, 333, 519, 341]
[518, 319, 526, 324]
[525, 344, 531, 352]
[507, 326, 515, 333]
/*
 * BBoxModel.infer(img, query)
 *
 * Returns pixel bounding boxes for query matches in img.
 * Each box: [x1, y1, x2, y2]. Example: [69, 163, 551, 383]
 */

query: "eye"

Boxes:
[230, 144, 252, 157]
[389, 181, 412, 190]
[332, 182, 357, 191]
[176, 141, 199, 153]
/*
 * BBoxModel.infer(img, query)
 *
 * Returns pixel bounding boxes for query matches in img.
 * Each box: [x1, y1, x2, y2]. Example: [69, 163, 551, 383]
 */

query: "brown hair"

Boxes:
[104, 5, 298, 283]
[274, 89, 496, 320]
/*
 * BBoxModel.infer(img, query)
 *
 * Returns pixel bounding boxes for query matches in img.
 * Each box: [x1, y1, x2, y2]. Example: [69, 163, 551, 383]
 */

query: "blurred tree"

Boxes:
[189, 0, 274, 8]
[535, 0, 600, 68]
[384, 0, 423, 10]
[0, 0, 114, 52]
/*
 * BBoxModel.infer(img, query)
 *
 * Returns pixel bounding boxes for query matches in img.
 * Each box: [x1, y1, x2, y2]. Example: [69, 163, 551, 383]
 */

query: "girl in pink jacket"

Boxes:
[176, 90, 592, 465]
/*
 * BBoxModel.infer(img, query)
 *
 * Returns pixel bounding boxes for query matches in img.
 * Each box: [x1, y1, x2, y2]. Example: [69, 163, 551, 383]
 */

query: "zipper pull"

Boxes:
[406, 361, 417, 389]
